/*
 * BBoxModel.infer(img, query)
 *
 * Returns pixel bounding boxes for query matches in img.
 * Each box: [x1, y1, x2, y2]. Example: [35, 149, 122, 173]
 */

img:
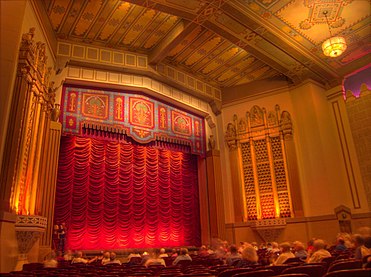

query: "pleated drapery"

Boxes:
[54, 136, 201, 250]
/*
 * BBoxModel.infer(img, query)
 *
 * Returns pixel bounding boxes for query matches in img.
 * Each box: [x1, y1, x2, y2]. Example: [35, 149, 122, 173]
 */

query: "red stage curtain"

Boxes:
[54, 136, 200, 250]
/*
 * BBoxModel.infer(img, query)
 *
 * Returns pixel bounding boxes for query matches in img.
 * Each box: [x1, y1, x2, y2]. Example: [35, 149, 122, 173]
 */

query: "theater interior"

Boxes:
[0, 0, 370, 275]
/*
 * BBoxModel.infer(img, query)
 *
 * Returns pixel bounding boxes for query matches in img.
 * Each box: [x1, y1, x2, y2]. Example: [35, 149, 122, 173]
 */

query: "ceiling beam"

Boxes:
[149, 20, 199, 65]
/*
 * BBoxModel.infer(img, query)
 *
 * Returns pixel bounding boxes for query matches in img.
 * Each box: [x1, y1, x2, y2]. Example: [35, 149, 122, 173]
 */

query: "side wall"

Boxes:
[220, 80, 370, 244]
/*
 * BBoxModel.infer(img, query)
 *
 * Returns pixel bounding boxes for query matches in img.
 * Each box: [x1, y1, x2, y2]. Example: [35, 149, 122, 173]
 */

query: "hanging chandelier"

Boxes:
[321, 11, 347, 57]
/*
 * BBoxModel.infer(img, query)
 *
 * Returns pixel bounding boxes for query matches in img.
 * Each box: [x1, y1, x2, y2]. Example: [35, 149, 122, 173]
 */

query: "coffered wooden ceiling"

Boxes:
[41, 0, 370, 88]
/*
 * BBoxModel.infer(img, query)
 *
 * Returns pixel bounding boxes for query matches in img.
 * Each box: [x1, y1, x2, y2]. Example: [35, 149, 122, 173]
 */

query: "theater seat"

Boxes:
[218, 268, 253, 277]
[281, 265, 325, 277]
[233, 269, 275, 277]
[327, 260, 362, 272]
[323, 268, 371, 277]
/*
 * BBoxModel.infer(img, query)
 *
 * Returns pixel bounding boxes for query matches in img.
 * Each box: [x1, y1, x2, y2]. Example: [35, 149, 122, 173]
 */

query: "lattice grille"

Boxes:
[241, 142, 258, 220]
[260, 193, 275, 219]
[236, 108, 293, 221]
[254, 139, 268, 162]
[271, 136, 283, 160]
[278, 191, 291, 217]
[257, 163, 272, 193]
[274, 160, 287, 191]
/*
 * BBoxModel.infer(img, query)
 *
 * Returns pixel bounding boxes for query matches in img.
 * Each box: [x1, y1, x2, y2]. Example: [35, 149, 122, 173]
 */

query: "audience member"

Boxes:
[307, 239, 331, 263]
[226, 244, 241, 266]
[103, 252, 121, 265]
[63, 249, 74, 261]
[173, 248, 192, 265]
[171, 248, 179, 257]
[198, 245, 209, 257]
[44, 251, 58, 268]
[101, 251, 111, 265]
[334, 237, 347, 251]
[235, 245, 259, 267]
[293, 241, 307, 259]
[274, 242, 295, 265]
[144, 249, 166, 267]
[158, 248, 168, 258]
[71, 251, 97, 264]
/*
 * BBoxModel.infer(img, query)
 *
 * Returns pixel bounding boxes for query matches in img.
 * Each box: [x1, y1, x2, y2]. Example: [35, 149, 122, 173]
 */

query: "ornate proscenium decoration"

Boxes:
[15, 215, 47, 271]
[250, 219, 286, 242]
[322, 11, 347, 57]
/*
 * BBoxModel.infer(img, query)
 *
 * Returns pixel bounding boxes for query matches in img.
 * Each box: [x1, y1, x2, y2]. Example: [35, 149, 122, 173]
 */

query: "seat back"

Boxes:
[281, 265, 325, 277]
[327, 260, 362, 273]
[218, 268, 253, 277]
[324, 268, 371, 277]
[284, 257, 305, 264]
[233, 269, 275, 277]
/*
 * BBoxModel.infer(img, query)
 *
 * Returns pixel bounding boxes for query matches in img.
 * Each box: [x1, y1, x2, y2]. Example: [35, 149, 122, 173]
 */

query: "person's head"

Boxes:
[229, 244, 238, 254]
[271, 242, 279, 249]
[110, 252, 117, 261]
[352, 234, 365, 247]
[313, 239, 326, 251]
[103, 251, 110, 259]
[279, 242, 291, 253]
[76, 251, 83, 258]
[200, 245, 207, 251]
[160, 248, 166, 254]
[241, 245, 258, 263]
[180, 248, 188, 255]
[364, 237, 371, 249]
[337, 237, 345, 245]
[293, 241, 305, 251]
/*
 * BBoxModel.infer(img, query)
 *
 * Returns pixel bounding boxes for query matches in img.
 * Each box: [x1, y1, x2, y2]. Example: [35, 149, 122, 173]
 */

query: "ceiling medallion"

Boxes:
[322, 11, 347, 57]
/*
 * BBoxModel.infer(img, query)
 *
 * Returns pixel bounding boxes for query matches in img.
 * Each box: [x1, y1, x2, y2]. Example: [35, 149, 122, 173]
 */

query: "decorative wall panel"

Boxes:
[225, 105, 294, 220]
[61, 86, 206, 156]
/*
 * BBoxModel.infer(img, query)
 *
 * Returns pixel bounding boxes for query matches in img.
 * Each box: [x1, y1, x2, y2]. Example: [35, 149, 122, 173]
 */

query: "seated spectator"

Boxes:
[71, 251, 97, 264]
[335, 237, 347, 251]
[141, 251, 150, 265]
[63, 249, 74, 261]
[307, 238, 315, 254]
[215, 246, 227, 259]
[226, 244, 242, 266]
[158, 248, 168, 258]
[274, 242, 295, 265]
[173, 248, 192, 265]
[101, 251, 111, 265]
[235, 245, 259, 267]
[293, 241, 308, 259]
[198, 245, 210, 257]
[127, 250, 142, 265]
[103, 252, 121, 265]
[171, 248, 179, 257]
[56, 251, 65, 262]
[144, 249, 166, 267]
[307, 239, 331, 263]
[44, 251, 58, 268]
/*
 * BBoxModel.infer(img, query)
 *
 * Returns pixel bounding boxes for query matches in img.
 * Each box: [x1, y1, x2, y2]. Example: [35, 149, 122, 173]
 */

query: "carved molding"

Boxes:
[15, 215, 46, 254]
[251, 219, 286, 242]
[225, 105, 293, 149]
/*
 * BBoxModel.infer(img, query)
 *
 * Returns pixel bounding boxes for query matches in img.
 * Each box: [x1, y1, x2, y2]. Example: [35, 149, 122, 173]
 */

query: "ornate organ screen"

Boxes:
[226, 105, 294, 220]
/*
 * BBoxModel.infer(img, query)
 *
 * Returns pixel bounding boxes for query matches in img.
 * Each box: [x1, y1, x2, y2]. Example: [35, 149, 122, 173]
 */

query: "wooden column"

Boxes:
[37, 121, 62, 253]
[0, 28, 55, 215]
[206, 149, 226, 239]
[228, 142, 245, 222]
[282, 134, 304, 217]
[198, 157, 211, 246]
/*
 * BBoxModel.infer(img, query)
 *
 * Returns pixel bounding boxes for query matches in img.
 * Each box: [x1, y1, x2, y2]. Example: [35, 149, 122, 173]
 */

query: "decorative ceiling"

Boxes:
[41, 0, 370, 88]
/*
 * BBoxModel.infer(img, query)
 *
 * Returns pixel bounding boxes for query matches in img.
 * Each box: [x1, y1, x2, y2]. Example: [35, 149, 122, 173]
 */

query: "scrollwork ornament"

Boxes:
[16, 230, 41, 254]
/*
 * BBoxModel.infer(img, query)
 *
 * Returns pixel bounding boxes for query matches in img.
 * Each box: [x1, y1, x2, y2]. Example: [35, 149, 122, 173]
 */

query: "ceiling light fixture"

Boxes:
[322, 10, 347, 57]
